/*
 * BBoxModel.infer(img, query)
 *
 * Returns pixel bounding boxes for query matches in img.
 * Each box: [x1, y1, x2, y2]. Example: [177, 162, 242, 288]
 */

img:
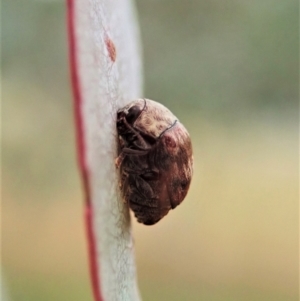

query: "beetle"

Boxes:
[116, 98, 193, 225]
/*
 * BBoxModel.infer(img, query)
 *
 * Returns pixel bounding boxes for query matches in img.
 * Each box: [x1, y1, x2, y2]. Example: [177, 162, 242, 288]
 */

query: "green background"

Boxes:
[2, 0, 299, 300]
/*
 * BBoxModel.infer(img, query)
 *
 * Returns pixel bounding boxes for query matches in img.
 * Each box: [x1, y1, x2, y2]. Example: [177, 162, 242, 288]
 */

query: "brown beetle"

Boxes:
[116, 99, 193, 225]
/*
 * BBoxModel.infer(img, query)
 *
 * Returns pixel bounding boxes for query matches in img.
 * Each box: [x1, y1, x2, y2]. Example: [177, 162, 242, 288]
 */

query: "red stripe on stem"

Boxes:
[66, 1, 103, 300]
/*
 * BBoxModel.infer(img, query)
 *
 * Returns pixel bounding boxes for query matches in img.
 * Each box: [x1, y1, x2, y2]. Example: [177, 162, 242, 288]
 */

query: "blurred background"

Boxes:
[2, 0, 299, 300]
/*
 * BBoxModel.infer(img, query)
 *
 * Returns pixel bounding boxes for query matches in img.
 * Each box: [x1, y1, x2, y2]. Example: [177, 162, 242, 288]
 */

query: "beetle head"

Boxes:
[117, 99, 146, 123]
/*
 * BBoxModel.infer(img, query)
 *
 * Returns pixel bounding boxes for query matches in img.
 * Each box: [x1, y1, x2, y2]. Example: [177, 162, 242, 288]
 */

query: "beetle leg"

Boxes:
[122, 117, 151, 150]
[140, 169, 160, 181]
[135, 175, 155, 199]
[115, 152, 126, 168]
[120, 173, 130, 202]
[115, 148, 149, 169]
[122, 147, 149, 155]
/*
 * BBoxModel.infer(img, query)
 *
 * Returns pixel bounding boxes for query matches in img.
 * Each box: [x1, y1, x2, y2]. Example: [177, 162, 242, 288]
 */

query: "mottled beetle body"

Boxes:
[116, 99, 193, 225]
